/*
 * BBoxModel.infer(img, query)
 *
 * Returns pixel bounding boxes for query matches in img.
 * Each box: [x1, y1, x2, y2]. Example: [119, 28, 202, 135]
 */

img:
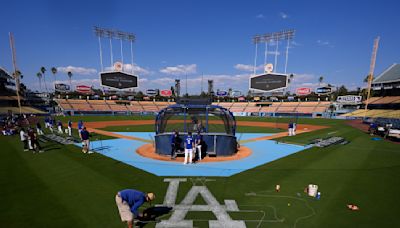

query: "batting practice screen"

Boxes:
[100, 72, 138, 89]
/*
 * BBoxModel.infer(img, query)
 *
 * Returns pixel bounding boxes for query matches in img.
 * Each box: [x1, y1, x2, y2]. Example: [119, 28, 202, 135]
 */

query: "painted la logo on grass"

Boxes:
[156, 178, 246, 228]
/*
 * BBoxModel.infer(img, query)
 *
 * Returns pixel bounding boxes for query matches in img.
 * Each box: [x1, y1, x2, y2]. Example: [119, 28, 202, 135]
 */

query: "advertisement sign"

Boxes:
[100, 71, 138, 89]
[146, 89, 158, 96]
[336, 95, 362, 104]
[54, 83, 70, 92]
[216, 90, 228, 97]
[232, 90, 242, 97]
[316, 86, 333, 94]
[271, 91, 285, 97]
[160, 89, 172, 97]
[269, 96, 279, 101]
[250, 73, 287, 92]
[296, 87, 312, 96]
[76, 85, 92, 94]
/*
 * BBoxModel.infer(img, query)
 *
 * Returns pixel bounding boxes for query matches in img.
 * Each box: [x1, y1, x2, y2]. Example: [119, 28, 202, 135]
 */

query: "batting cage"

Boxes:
[154, 98, 238, 157]
[155, 104, 236, 135]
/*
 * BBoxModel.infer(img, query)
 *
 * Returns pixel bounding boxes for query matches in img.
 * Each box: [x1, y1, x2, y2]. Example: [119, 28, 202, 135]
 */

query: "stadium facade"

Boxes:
[372, 63, 400, 96]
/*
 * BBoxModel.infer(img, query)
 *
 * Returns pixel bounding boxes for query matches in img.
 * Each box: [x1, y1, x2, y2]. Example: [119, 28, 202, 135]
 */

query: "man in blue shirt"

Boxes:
[170, 130, 178, 160]
[195, 131, 203, 161]
[49, 118, 54, 133]
[115, 189, 155, 228]
[369, 122, 377, 135]
[77, 120, 84, 139]
[288, 122, 293, 136]
[57, 120, 63, 134]
[80, 127, 91, 153]
[36, 122, 43, 135]
[44, 117, 49, 129]
[184, 132, 194, 164]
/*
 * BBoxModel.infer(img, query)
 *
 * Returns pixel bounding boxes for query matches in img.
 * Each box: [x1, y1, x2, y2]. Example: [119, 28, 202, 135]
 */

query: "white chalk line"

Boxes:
[189, 177, 216, 186]
[244, 191, 317, 228]
[146, 180, 314, 227]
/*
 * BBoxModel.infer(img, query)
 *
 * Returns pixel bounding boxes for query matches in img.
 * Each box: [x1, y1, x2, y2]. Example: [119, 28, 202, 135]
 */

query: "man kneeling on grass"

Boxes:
[115, 189, 155, 228]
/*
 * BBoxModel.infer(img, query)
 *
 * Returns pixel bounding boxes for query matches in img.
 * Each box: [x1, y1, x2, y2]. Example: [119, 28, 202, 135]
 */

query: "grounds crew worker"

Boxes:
[115, 189, 155, 228]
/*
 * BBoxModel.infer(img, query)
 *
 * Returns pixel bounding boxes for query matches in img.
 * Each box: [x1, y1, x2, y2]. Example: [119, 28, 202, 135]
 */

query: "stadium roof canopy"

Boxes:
[0, 67, 12, 80]
[373, 63, 400, 84]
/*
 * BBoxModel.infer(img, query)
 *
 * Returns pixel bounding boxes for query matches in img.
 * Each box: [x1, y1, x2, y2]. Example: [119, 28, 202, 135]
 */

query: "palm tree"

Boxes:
[318, 76, 324, 86]
[51, 67, 57, 82]
[40, 66, 48, 93]
[364, 74, 371, 83]
[36, 72, 43, 91]
[12, 70, 22, 78]
[67, 71, 73, 87]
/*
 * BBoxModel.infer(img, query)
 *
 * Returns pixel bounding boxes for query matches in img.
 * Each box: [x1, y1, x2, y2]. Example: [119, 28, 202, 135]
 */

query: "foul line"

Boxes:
[87, 128, 152, 143]
[240, 129, 317, 144]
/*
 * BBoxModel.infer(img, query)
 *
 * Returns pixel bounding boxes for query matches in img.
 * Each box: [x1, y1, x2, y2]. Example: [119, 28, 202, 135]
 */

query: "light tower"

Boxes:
[94, 26, 138, 91]
[252, 29, 295, 74]
[93, 26, 136, 72]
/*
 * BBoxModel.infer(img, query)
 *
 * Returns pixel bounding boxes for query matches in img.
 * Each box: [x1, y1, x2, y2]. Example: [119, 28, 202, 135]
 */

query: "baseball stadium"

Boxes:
[1, 1, 400, 228]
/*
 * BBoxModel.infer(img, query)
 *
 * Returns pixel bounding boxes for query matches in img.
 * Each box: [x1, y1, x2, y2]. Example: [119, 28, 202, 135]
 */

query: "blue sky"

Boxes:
[1, 0, 399, 93]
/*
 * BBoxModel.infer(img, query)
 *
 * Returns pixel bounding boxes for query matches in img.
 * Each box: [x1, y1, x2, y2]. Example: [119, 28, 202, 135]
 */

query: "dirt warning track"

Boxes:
[75, 119, 328, 144]
[78, 119, 327, 134]
[76, 120, 328, 141]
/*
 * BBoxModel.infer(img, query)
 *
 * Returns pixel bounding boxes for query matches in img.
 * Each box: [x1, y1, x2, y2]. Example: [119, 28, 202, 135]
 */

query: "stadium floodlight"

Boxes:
[94, 27, 105, 71]
[252, 29, 295, 75]
[126, 33, 136, 74]
[94, 26, 138, 90]
[126, 33, 136, 42]
[116, 31, 126, 40]
[104, 29, 115, 66]
[104, 28, 115, 38]
[252, 35, 262, 44]
[116, 31, 126, 65]
[93, 26, 136, 73]
[94, 26, 105, 37]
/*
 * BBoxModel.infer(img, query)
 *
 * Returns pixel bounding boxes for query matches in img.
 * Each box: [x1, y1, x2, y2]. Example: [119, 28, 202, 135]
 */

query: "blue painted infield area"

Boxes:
[77, 132, 309, 177]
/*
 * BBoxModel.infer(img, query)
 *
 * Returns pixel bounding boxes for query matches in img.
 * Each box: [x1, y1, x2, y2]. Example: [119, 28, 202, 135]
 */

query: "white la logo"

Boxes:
[156, 178, 246, 228]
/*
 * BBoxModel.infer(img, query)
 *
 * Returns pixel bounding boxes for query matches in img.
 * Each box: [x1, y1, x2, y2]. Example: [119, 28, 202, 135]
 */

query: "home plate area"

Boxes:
[76, 132, 309, 177]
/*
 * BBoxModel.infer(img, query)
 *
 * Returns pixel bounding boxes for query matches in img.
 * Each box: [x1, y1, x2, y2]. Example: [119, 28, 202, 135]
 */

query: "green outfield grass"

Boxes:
[39, 124, 116, 141]
[1, 116, 400, 227]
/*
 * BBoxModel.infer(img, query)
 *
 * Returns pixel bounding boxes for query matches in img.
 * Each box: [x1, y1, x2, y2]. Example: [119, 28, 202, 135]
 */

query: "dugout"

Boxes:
[154, 98, 237, 157]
